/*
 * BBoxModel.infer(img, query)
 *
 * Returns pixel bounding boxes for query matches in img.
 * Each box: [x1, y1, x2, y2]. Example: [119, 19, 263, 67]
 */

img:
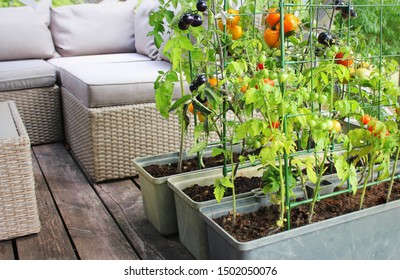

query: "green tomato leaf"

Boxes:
[213, 178, 225, 203]
[306, 163, 317, 184]
[169, 95, 191, 112]
[349, 164, 358, 195]
[211, 148, 225, 157]
[188, 141, 208, 155]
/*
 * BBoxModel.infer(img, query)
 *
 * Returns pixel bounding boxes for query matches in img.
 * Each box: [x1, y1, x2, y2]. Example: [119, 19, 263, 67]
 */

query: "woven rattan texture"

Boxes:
[62, 87, 195, 182]
[0, 86, 63, 145]
[0, 101, 40, 240]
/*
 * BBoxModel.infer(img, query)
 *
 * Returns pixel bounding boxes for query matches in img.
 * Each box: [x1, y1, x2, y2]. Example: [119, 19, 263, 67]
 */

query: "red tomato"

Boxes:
[335, 52, 354, 68]
[360, 115, 371, 125]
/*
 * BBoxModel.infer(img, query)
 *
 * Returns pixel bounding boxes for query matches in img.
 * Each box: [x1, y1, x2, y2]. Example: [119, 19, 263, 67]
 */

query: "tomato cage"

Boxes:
[153, 0, 400, 233]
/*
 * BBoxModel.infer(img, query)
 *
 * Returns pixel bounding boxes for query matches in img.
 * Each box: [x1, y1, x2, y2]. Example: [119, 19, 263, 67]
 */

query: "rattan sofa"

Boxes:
[0, 0, 192, 182]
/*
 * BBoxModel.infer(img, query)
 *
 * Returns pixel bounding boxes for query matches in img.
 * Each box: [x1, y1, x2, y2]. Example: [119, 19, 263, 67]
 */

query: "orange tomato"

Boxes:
[360, 115, 371, 125]
[335, 52, 354, 68]
[265, 7, 280, 27]
[197, 112, 206, 123]
[226, 9, 240, 27]
[264, 78, 275, 87]
[217, 19, 230, 31]
[277, 14, 299, 35]
[264, 27, 280, 48]
[238, 77, 248, 93]
[208, 77, 218, 87]
[188, 102, 195, 114]
[228, 24, 243, 40]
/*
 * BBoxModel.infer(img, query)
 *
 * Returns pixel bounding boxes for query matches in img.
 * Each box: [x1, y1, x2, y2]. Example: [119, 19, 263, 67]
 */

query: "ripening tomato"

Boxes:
[188, 102, 195, 114]
[335, 52, 354, 68]
[331, 120, 341, 132]
[228, 24, 243, 40]
[277, 13, 299, 36]
[360, 115, 371, 125]
[270, 120, 280, 129]
[355, 68, 371, 81]
[208, 76, 218, 87]
[264, 27, 280, 48]
[217, 19, 229, 31]
[264, 78, 275, 86]
[197, 112, 206, 122]
[226, 8, 240, 27]
[265, 7, 280, 26]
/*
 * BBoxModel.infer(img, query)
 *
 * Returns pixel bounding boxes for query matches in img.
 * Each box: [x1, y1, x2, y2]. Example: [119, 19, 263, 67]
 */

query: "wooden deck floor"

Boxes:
[0, 143, 193, 260]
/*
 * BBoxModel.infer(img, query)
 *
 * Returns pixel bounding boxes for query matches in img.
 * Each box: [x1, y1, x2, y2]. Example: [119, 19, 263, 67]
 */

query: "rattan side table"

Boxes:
[0, 101, 40, 240]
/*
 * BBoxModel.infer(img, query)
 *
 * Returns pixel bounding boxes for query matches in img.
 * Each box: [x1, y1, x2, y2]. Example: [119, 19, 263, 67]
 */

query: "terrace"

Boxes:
[1, 0, 400, 264]
[0, 142, 193, 260]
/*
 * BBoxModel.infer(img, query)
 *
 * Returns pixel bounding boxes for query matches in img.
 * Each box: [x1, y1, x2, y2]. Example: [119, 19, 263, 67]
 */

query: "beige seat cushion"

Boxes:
[47, 53, 152, 81]
[47, 53, 152, 70]
[60, 61, 182, 108]
[0, 59, 56, 91]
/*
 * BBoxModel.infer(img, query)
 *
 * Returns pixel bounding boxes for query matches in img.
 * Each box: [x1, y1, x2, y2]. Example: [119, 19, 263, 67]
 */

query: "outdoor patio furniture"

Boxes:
[1, 0, 194, 182]
[0, 101, 40, 241]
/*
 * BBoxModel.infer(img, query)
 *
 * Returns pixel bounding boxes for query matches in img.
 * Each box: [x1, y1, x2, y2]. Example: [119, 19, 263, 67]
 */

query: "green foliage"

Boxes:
[352, 0, 400, 62]
[151, 0, 400, 227]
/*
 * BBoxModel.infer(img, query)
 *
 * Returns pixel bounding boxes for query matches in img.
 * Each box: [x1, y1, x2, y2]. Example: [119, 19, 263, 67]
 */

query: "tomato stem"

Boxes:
[386, 146, 400, 202]
[359, 153, 376, 210]
[308, 146, 329, 224]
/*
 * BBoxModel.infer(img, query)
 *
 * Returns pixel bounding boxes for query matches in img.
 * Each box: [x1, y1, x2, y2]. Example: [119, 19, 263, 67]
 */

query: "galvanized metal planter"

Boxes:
[132, 145, 243, 236]
[167, 165, 263, 259]
[200, 194, 400, 260]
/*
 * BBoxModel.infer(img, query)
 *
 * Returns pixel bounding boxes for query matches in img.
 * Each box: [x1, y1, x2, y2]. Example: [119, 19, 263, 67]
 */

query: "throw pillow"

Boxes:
[0, 0, 55, 61]
[134, 0, 173, 61]
[50, 0, 138, 57]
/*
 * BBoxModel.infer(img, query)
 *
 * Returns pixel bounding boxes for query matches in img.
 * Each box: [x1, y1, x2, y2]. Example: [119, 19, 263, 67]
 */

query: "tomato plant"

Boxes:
[150, 0, 400, 233]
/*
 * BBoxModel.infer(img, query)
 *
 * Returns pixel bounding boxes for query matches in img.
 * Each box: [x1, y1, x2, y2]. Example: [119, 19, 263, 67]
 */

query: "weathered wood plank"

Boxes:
[33, 143, 138, 260]
[0, 240, 14, 260]
[15, 151, 77, 260]
[96, 179, 193, 260]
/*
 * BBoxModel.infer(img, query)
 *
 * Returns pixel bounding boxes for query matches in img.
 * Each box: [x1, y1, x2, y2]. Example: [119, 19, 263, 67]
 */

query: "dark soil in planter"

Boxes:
[144, 153, 243, 178]
[214, 180, 400, 242]
[183, 176, 263, 202]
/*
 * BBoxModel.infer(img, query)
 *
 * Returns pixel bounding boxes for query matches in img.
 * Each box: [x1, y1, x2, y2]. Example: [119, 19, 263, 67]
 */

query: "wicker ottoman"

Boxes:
[0, 101, 40, 240]
[62, 87, 194, 182]
[59, 60, 196, 182]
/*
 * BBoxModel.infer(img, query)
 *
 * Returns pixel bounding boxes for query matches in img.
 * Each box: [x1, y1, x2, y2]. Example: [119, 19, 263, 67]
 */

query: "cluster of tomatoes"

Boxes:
[308, 116, 342, 133]
[263, 7, 300, 48]
[360, 115, 390, 137]
[218, 8, 243, 40]
[178, 0, 207, 30]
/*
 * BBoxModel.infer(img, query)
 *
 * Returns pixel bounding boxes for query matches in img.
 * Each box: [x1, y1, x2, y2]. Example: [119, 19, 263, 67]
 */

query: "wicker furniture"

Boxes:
[0, 59, 63, 146]
[0, 101, 40, 241]
[0, 86, 63, 145]
[62, 87, 193, 182]
[1, 1, 196, 183]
